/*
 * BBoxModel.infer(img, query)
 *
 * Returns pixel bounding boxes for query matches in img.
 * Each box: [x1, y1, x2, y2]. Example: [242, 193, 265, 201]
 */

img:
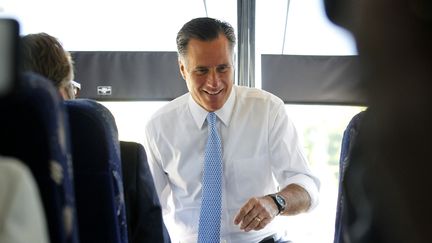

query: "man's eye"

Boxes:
[217, 66, 229, 73]
[195, 69, 208, 75]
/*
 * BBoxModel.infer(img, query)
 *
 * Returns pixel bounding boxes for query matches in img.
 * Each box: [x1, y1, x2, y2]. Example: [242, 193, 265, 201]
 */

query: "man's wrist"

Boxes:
[267, 193, 287, 215]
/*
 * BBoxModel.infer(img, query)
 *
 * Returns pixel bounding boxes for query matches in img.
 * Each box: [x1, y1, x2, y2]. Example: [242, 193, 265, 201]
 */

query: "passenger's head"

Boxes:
[324, 0, 432, 62]
[325, 0, 432, 99]
[324, 1, 432, 242]
[176, 17, 236, 112]
[20, 32, 76, 99]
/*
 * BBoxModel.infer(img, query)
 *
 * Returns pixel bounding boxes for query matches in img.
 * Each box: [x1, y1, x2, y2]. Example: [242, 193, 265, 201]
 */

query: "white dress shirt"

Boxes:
[144, 85, 320, 243]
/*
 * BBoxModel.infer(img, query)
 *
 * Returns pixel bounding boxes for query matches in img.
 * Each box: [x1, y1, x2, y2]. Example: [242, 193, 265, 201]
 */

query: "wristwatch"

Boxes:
[268, 193, 286, 215]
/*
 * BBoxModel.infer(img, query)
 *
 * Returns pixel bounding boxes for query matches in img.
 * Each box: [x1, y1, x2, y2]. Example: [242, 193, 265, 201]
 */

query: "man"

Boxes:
[144, 17, 320, 243]
[20, 32, 79, 100]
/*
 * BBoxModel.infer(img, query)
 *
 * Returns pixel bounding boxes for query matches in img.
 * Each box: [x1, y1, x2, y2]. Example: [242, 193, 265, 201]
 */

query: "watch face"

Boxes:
[276, 194, 286, 206]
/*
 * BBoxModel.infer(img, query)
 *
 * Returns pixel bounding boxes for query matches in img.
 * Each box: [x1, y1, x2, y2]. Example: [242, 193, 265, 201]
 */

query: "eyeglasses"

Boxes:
[71, 80, 81, 96]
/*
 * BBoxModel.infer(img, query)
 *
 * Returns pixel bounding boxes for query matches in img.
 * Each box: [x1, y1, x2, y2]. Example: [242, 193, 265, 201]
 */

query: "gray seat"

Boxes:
[0, 156, 49, 243]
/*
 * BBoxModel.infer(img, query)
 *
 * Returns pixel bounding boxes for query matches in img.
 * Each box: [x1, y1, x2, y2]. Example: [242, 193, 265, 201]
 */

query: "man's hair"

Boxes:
[176, 17, 236, 61]
[20, 32, 74, 88]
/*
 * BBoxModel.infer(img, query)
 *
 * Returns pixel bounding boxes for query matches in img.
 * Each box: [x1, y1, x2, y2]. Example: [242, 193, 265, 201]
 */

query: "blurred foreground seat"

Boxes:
[0, 72, 80, 243]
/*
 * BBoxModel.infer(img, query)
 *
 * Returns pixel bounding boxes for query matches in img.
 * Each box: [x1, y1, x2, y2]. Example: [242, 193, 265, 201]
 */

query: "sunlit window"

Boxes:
[1, 0, 236, 51]
[281, 105, 364, 242]
[255, 0, 357, 88]
[100, 101, 168, 145]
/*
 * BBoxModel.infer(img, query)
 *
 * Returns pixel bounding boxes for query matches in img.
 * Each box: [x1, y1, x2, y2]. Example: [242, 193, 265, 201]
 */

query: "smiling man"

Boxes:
[143, 17, 320, 243]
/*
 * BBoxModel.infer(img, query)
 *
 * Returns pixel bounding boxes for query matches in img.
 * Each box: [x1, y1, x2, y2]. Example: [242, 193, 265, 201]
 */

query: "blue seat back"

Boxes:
[120, 141, 171, 243]
[0, 72, 80, 243]
[334, 111, 365, 243]
[64, 99, 128, 243]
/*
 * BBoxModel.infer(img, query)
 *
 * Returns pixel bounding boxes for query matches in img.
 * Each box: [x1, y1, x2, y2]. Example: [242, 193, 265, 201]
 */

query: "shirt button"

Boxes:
[220, 240, 227, 243]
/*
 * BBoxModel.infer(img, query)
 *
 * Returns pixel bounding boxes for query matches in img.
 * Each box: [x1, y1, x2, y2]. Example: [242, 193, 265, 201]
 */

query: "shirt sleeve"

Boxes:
[269, 102, 321, 211]
[143, 123, 172, 215]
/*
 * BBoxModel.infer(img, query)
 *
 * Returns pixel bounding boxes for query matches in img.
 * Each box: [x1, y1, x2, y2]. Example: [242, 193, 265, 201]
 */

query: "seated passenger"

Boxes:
[20, 32, 79, 100]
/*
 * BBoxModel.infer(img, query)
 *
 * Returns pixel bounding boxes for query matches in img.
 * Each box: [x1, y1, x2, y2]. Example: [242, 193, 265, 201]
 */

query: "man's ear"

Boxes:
[178, 59, 186, 80]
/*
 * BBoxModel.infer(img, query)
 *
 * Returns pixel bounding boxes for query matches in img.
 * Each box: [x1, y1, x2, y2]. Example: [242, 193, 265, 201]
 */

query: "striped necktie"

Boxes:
[197, 112, 223, 243]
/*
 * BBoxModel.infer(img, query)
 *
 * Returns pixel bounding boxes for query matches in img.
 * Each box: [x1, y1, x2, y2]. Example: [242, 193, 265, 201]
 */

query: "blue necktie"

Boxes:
[197, 112, 223, 243]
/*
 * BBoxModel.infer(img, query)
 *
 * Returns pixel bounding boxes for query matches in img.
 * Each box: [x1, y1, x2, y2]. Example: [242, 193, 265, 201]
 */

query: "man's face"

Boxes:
[179, 34, 234, 112]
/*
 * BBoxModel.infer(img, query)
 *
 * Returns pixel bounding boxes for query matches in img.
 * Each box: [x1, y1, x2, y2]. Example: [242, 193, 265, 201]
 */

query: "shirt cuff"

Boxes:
[284, 174, 320, 211]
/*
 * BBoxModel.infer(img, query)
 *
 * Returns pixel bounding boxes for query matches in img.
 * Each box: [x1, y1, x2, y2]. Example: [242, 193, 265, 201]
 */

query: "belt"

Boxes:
[258, 235, 275, 243]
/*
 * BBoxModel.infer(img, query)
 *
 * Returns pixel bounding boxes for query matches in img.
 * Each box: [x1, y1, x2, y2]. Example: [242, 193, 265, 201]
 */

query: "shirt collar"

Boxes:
[188, 86, 236, 129]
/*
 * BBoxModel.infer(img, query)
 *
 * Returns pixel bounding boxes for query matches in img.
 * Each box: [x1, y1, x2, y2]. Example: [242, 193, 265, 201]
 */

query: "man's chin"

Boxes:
[203, 103, 223, 112]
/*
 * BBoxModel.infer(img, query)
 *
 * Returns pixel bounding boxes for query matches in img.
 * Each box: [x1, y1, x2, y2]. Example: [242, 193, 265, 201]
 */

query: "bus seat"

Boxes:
[0, 72, 80, 243]
[0, 156, 50, 243]
[64, 99, 128, 243]
[120, 141, 171, 243]
[334, 110, 365, 243]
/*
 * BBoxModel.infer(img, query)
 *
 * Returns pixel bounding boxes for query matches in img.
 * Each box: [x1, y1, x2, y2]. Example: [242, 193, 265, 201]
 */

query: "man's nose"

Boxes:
[207, 69, 220, 87]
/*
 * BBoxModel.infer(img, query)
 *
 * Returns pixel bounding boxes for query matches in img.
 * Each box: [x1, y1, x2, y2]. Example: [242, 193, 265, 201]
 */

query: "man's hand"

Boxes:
[233, 196, 278, 232]
[233, 184, 311, 232]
